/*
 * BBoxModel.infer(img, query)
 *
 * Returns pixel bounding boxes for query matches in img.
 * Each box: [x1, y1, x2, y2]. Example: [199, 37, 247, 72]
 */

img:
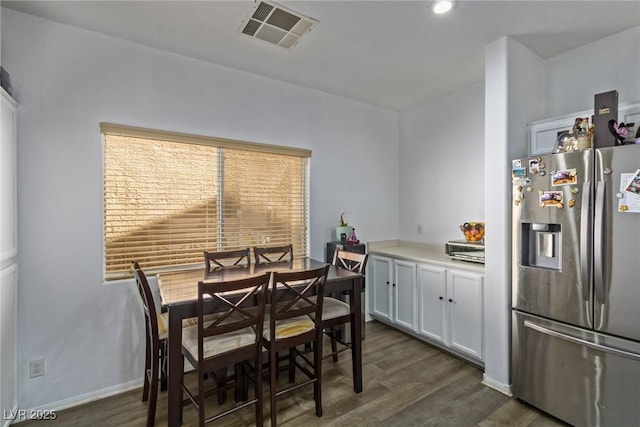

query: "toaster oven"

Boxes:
[445, 239, 485, 264]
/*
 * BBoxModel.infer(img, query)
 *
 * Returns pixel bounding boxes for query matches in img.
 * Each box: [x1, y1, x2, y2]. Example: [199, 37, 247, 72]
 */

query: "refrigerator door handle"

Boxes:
[579, 180, 592, 328]
[594, 181, 605, 306]
[579, 181, 591, 299]
[524, 320, 640, 362]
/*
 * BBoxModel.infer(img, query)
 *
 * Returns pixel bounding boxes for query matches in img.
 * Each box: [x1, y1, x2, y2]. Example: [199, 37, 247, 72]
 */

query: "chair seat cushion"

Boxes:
[158, 312, 218, 341]
[261, 306, 315, 340]
[182, 317, 257, 361]
[319, 296, 350, 320]
[304, 296, 349, 321]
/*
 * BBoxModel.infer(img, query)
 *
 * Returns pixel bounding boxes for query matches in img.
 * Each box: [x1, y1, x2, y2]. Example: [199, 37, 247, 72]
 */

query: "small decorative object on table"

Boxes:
[347, 228, 360, 245]
[335, 212, 352, 243]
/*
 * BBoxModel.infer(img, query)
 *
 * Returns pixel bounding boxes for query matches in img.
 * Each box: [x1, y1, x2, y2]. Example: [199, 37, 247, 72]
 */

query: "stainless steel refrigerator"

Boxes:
[511, 144, 640, 427]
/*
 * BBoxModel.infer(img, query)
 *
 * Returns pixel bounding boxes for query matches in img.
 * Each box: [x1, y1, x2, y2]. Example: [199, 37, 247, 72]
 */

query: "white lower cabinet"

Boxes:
[370, 255, 416, 332]
[392, 260, 416, 332]
[372, 254, 484, 362]
[445, 269, 484, 360]
[417, 264, 447, 343]
[371, 255, 393, 322]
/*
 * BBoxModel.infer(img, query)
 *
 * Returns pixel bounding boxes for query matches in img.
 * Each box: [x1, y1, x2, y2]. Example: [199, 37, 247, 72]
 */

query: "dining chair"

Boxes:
[323, 250, 369, 363]
[203, 248, 253, 403]
[262, 265, 329, 427]
[131, 261, 168, 427]
[181, 273, 271, 427]
[203, 248, 251, 276]
[253, 244, 293, 265]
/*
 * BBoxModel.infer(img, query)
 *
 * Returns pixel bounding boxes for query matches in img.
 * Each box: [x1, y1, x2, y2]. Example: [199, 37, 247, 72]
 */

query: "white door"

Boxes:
[447, 269, 484, 360]
[393, 260, 416, 331]
[370, 256, 392, 322]
[417, 263, 447, 343]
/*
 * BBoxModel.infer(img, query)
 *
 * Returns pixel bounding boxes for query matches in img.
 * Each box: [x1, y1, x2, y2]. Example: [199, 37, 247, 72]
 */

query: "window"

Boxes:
[102, 123, 310, 280]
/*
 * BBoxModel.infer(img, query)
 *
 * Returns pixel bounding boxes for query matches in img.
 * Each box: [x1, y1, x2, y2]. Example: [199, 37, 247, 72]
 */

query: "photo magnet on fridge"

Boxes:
[624, 169, 640, 194]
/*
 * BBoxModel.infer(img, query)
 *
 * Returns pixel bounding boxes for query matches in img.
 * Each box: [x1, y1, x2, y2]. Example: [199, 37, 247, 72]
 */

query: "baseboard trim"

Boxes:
[482, 374, 512, 396]
[13, 379, 141, 423]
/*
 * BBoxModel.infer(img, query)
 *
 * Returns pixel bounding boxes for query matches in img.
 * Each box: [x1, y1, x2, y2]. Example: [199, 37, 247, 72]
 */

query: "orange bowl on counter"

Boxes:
[460, 222, 485, 242]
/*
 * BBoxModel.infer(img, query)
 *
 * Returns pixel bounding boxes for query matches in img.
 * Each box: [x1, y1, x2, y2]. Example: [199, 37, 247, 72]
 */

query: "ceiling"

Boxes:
[3, 1, 640, 111]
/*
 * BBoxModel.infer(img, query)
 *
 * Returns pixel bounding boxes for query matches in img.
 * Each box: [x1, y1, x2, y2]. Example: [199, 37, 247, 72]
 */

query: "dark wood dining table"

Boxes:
[156, 257, 364, 427]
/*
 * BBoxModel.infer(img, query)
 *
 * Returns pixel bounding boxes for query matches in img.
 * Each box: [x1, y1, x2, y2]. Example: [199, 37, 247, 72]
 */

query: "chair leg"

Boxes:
[198, 363, 206, 427]
[313, 340, 322, 417]
[234, 363, 245, 402]
[215, 368, 227, 404]
[330, 328, 339, 363]
[160, 340, 168, 391]
[288, 348, 296, 383]
[270, 347, 278, 427]
[142, 334, 151, 402]
[146, 341, 160, 427]
[254, 353, 264, 427]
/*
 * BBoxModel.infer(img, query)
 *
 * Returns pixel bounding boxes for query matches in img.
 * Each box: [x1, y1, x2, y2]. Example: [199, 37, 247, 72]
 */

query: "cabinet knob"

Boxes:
[448, 298, 453, 303]
[386, 281, 390, 285]
[392, 283, 396, 287]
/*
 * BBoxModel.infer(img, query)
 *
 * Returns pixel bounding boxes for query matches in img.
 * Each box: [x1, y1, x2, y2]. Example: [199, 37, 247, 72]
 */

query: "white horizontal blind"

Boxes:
[103, 125, 310, 280]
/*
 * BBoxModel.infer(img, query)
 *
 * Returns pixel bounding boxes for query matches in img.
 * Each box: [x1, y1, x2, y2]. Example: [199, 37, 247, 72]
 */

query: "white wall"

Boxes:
[482, 37, 545, 395]
[398, 82, 485, 243]
[545, 25, 640, 118]
[1, 9, 399, 410]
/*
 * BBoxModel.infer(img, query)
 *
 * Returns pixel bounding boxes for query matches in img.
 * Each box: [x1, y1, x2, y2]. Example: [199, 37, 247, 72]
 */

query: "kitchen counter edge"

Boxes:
[367, 240, 485, 274]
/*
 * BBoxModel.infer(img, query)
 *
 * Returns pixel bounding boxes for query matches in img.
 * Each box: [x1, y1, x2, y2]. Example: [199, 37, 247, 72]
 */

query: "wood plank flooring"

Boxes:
[20, 321, 567, 426]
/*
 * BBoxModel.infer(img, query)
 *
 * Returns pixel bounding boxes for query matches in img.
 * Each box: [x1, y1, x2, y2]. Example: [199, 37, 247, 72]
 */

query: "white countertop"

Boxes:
[367, 240, 485, 274]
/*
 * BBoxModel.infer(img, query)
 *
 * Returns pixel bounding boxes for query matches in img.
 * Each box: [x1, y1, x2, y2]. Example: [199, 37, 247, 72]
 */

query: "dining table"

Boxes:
[156, 257, 364, 427]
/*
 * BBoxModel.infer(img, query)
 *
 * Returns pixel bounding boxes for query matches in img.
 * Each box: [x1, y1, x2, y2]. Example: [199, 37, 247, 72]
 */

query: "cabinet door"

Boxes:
[393, 260, 416, 331]
[417, 263, 447, 343]
[529, 116, 573, 156]
[370, 256, 392, 322]
[447, 269, 484, 360]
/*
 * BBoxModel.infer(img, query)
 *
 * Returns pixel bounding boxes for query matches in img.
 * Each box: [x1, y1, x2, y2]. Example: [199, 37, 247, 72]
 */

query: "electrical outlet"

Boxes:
[30, 359, 44, 378]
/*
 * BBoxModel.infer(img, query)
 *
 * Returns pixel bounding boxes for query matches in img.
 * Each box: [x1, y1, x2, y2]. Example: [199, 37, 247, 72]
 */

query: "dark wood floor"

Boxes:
[20, 321, 566, 426]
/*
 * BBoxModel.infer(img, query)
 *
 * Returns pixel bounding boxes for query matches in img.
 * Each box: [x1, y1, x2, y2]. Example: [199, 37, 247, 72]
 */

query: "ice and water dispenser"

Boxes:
[520, 223, 562, 270]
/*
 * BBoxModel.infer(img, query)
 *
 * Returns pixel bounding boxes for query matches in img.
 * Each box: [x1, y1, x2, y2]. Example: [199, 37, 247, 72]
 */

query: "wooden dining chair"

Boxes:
[203, 248, 251, 276]
[131, 261, 168, 427]
[253, 244, 293, 265]
[323, 250, 369, 362]
[262, 265, 329, 427]
[181, 273, 271, 427]
[203, 248, 253, 403]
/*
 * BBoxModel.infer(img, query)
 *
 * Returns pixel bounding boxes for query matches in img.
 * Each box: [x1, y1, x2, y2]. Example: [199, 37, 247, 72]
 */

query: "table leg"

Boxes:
[351, 276, 363, 393]
[167, 306, 184, 426]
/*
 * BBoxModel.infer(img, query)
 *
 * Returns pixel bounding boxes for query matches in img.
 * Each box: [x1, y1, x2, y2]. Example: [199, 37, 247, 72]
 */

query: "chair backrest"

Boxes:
[269, 265, 329, 339]
[204, 249, 251, 276]
[131, 261, 161, 342]
[197, 273, 271, 360]
[332, 250, 368, 275]
[253, 244, 294, 265]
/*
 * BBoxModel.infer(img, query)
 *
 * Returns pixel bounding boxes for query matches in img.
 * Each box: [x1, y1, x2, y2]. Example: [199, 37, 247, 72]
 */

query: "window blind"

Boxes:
[102, 124, 310, 280]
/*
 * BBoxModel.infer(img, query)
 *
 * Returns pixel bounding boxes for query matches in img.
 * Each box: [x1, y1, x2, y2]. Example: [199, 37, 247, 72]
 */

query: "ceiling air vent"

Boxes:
[239, 1, 318, 50]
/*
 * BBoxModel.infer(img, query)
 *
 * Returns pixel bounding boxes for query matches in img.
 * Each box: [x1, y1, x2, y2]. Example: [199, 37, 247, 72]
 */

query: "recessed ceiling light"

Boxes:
[433, 0, 457, 14]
